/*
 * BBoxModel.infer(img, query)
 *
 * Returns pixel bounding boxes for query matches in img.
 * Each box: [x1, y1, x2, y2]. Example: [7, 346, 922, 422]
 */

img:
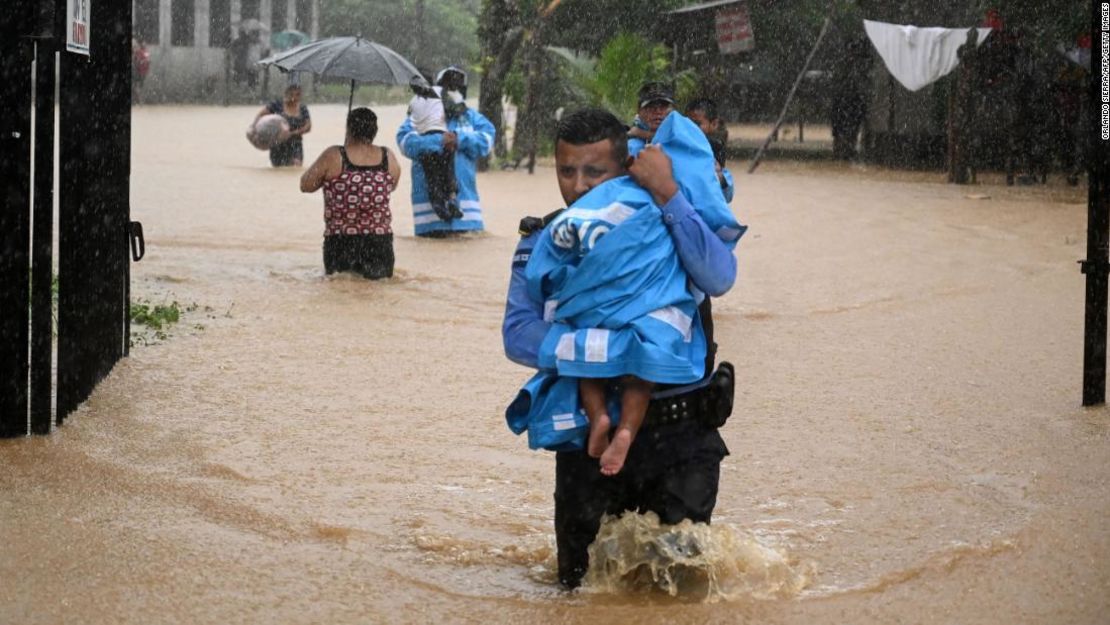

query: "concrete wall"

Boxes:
[135, 0, 318, 103]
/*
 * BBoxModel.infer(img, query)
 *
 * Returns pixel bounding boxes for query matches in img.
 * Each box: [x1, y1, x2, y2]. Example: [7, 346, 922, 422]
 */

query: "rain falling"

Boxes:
[1, 1, 1108, 623]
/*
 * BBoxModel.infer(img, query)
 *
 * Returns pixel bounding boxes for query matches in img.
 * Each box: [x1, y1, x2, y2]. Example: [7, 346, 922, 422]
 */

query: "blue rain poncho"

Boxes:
[506, 112, 745, 451]
[396, 107, 496, 236]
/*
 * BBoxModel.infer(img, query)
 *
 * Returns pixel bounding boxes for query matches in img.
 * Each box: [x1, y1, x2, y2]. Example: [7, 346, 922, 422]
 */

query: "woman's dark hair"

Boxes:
[555, 108, 629, 164]
[347, 107, 378, 142]
[284, 84, 302, 98]
[684, 97, 719, 120]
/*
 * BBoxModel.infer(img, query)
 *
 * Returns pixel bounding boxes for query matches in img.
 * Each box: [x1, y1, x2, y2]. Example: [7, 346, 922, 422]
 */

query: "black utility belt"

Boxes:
[642, 362, 735, 429]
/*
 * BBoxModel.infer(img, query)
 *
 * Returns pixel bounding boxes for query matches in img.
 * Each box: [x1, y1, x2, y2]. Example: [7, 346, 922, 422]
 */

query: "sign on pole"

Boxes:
[67, 0, 90, 56]
[715, 3, 754, 55]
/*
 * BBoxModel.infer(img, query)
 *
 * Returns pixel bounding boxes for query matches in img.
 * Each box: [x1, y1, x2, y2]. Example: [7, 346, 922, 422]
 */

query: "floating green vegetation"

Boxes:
[31, 271, 209, 346]
[130, 300, 182, 330]
[130, 299, 200, 346]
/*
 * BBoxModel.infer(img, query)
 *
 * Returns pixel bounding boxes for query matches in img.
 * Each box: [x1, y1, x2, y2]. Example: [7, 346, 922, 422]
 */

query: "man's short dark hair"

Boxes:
[347, 107, 378, 142]
[555, 108, 629, 165]
[685, 97, 719, 120]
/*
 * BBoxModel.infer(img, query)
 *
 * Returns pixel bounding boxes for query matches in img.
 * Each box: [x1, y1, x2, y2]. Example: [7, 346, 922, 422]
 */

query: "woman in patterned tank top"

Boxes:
[300, 107, 402, 279]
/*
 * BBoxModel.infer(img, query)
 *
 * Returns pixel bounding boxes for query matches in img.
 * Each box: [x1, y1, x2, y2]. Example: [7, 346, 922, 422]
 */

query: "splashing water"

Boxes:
[582, 512, 811, 602]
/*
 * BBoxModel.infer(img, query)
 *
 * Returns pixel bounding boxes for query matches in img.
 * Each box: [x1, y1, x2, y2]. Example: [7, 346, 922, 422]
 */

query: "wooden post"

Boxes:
[948, 29, 978, 185]
[223, 48, 231, 106]
[748, 17, 831, 174]
[946, 80, 957, 182]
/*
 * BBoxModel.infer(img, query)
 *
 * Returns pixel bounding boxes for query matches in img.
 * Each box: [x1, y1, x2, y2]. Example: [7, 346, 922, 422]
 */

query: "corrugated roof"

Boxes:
[668, 0, 745, 15]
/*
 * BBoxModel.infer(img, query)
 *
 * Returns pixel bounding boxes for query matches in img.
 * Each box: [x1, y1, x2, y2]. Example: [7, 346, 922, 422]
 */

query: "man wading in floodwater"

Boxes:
[501, 109, 739, 589]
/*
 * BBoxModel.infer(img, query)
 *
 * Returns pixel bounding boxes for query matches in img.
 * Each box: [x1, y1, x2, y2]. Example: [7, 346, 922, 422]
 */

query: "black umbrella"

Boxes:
[258, 36, 421, 110]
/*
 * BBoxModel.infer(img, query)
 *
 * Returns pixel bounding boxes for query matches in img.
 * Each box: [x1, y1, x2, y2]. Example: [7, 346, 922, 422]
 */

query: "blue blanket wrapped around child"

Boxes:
[506, 112, 745, 451]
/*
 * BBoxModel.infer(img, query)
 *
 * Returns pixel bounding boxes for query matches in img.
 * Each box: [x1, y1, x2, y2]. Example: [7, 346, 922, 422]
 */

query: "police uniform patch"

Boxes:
[512, 250, 532, 268]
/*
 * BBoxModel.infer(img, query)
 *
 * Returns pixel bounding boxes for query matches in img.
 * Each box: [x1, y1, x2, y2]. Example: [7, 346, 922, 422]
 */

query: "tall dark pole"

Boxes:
[1082, 1, 1110, 406]
[1083, 183, 1109, 406]
[0, 3, 36, 438]
[30, 8, 57, 434]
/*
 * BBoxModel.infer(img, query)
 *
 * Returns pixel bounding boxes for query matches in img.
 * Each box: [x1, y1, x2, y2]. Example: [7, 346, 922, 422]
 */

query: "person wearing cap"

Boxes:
[627, 81, 676, 157]
[396, 66, 497, 237]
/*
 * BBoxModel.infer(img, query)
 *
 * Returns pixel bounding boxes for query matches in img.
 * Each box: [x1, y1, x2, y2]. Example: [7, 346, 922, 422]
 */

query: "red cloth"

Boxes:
[133, 47, 150, 77]
[983, 9, 1003, 31]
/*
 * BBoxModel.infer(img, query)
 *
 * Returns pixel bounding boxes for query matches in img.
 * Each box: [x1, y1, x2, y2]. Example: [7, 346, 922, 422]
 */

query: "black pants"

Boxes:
[323, 234, 394, 279]
[270, 136, 304, 167]
[553, 419, 728, 589]
[417, 131, 457, 212]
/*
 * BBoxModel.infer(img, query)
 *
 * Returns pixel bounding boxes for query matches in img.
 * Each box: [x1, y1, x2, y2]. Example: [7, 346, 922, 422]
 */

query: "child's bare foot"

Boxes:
[599, 428, 632, 476]
[586, 413, 611, 458]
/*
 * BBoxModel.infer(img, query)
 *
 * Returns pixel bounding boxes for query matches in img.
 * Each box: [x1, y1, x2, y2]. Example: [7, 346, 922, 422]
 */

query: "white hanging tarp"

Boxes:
[863, 19, 992, 92]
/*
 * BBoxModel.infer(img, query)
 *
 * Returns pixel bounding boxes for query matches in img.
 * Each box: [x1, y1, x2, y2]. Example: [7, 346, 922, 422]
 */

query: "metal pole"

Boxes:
[748, 16, 831, 174]
[1081, 0, 1110, 406]
[1081, 192, 1108, 406]
[348, 78, 355, 112]
[30, 35, 56, 435]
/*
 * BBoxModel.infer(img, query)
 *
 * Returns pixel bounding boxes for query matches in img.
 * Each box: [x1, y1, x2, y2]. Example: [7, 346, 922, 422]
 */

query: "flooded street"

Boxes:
[2, 104, 1108, 624]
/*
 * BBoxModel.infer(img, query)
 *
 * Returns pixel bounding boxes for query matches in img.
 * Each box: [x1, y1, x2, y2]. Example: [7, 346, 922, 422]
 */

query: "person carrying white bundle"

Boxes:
[407, 76, 464, 222]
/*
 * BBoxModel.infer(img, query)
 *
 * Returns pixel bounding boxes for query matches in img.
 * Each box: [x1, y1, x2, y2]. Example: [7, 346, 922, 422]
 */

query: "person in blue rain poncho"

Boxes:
[629, 83, 735, 203]
[395, 66, 496, 237]
[501, 108, 745, 589]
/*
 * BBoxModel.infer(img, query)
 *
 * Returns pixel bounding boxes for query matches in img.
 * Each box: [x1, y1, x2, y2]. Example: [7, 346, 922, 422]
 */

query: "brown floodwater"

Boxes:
[1, 104, 1107, 624]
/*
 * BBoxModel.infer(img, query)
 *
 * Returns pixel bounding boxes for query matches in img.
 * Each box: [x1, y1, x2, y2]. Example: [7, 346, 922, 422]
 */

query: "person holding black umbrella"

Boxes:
[299, 107, 401, 279]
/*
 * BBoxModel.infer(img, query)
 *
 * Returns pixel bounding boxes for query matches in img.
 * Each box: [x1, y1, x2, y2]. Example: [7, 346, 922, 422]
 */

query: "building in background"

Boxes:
[132, 0, 320, 102]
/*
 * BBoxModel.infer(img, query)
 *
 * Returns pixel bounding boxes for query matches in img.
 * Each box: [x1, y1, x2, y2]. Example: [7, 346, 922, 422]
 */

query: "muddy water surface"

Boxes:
[1, 104, 1107, 624]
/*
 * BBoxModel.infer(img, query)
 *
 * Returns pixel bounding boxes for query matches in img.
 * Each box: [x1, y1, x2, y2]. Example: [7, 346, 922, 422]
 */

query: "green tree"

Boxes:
[512, 0, 563, 172]
[549, 33, 696, 120]
[319, 0, 480, 74]
[544, 0, 683, 54]
[477, 0, 524, 162]
[477, 0, 688, 170]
